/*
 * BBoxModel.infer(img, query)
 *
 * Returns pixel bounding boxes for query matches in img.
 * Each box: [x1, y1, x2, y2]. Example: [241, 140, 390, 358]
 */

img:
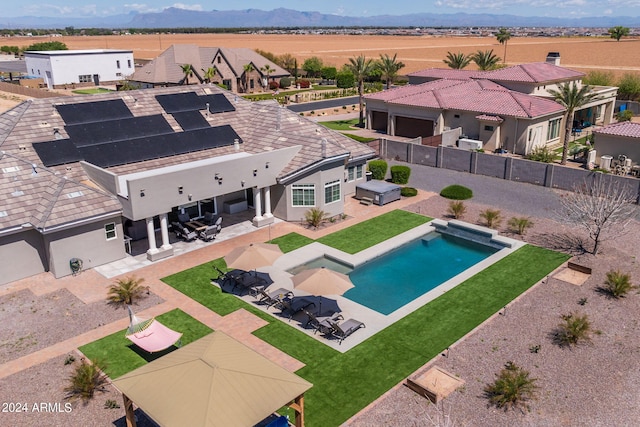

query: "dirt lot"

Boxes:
[9, 34, 640, 76]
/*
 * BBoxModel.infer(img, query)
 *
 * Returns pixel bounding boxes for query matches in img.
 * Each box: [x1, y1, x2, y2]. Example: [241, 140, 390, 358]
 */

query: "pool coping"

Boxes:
[237, 220, 525, 353]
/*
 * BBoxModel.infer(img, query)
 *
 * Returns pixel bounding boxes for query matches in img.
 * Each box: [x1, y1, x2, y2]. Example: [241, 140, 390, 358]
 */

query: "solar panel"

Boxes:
[172, 111, 209, 131]
[56, 99, 133, 125]
[67, 115, 174, 147]
[33, 140, 81, 167]
[155, 92, 205, 113]
[200, 94, 235, 113]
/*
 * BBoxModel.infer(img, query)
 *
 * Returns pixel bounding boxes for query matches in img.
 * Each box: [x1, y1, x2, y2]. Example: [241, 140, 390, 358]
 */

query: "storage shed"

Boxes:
[355, 180, 402, 206]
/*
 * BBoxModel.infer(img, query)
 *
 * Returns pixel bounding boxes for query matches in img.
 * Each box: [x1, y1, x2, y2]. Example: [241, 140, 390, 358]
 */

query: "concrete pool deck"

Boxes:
[230, 220, 525, 352]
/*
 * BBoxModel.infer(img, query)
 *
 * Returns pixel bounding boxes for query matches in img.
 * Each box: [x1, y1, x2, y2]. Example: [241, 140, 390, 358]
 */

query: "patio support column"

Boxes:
[159, 212, 172, 250]
[263, 186, 273, 218]
[290, 394, 304, 427]
[146, 216, 158, 255]
[122, 394, 137, 427]
[252, 187, 263, 222]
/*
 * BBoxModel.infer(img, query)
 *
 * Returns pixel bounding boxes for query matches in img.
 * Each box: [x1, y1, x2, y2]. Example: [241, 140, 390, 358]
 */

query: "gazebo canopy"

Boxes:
[113, 332, 312, 427]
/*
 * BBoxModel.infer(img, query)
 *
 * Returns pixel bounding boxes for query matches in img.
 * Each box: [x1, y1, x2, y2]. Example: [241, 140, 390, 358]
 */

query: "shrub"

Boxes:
[390, 165, 411, 184]
[448, 201, 467, 219]
[440, 185, 473, 200]
[401, 187, 417, 197]
[601, 269, 635, 298]
[298, 79, 310, 89]
[553, 312, 592, 347]
[268, 81, 279, 90]
[104, 399, 120, 409]
[508, 217, 534, 235]
[336, 71, 355, 88]
[64, 359, 109, 402]
[615, 109, 634, 122]
[526, 146, 557, 163]
[368, 160, 388, 180]
[64, 354, 76, 365]
[304, 207, 329, 229]
[279, 77, 292, 88]
[480, 209, 502, 228]
[484, 361, 538, 412]
[107, 276, 148, 308]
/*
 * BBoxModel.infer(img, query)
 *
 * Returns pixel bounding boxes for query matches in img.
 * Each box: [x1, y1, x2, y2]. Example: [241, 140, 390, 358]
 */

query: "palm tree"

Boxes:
[260, 64, 273, 89]
[107, 276, 148, 308]
[201, 67, 216, 84]
[547, 82, 597, 165]
[443, 51, 472, 69]
[496, 28, 511, 64]
[346, 54, 375, 128]
[179, 64, 194, 85]
[472, 50, 501, 71]
[608, 26, 630, 41]
[377, 53, 405, 89]
[242, 63, 254, 93]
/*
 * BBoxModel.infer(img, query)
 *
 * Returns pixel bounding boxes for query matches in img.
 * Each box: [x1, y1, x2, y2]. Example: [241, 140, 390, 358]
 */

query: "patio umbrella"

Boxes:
[224, 242, 283, 274]
[292, 267, 354, 315]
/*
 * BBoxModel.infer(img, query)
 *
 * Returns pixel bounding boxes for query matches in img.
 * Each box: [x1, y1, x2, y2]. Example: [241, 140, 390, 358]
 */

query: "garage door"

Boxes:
[370, 111, 388, 132]
[395, 116, 434, 138]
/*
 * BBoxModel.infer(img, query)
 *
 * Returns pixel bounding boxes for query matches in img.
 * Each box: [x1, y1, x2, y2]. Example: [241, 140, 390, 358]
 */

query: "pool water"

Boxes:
[344, 233, 498, 315]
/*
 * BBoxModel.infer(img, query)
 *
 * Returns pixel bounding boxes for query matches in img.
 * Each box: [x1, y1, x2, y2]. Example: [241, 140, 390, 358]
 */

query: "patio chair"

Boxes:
[232, 272, 267, 296]
[302, 309, 343, 334]
[177, 213, 191, 224]
[214, 216, 223, 233]
[255, 288, 293, 308]
[328, 318, 366, 344]
[178, 225, 197, 241]
[199, 225, 219, 241]
[277, 297, 316, 321]
[203, 212, 217, 225]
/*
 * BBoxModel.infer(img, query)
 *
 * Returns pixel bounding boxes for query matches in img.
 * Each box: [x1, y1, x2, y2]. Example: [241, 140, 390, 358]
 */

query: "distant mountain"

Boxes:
[2, 8, 640, 29]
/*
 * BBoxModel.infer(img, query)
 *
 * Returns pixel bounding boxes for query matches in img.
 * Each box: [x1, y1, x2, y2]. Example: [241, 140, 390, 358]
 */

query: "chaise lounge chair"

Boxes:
[231, 272, 266, 296]
[255, 288, 293, 308]
[328, 318, 366, 344]
[277, 297, 316, 321]
[302, 309, 343, 334]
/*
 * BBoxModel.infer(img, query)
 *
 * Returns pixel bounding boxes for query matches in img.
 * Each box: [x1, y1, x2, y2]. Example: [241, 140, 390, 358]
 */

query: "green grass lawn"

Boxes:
[317, 210, 431, 254]
[342, 133, 377, 143]
[318, 118, 359, 130]
[78, 309, 212, 379]
[269, 232, 315, 253]
[71, 87, 114, 94]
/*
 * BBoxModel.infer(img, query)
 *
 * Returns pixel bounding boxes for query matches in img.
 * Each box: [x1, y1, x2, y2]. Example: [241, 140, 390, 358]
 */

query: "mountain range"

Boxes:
[2, 8, 640, 29]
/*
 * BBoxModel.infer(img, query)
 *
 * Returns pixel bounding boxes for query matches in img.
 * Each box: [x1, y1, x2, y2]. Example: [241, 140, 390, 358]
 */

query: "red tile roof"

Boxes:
[594, 121, 640, 139]
[366, 79, 565, 119]
[407, 69, 480, 80]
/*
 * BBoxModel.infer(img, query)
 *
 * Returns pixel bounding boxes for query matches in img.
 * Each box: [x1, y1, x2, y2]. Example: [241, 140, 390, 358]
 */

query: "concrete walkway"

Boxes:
[0, 191, 434, 381]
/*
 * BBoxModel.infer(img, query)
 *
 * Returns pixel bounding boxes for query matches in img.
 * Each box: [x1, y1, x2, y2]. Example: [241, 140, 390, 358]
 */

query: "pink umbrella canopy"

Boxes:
[292, 267, 354, 296]
[224, 242, 283, 272]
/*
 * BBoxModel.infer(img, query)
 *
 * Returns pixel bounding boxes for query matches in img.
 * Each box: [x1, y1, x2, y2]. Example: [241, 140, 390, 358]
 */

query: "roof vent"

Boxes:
[12, 190, 24, 197]
[2, 166, 20, 173]
[67, 191, 84, 199]
[31, 164, 38, 176]
[546, 52, 560, 66]
[0, 211, 7, 218]
[321, 138, 327, 158]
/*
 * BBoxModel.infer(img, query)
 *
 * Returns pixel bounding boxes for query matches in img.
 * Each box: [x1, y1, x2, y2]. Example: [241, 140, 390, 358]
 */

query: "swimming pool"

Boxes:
[289, 232, 499, 315]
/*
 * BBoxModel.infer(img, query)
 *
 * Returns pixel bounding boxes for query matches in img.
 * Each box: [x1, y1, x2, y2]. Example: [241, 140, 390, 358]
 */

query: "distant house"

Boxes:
[23, 49, 134, 89]
[592, 121, 640, 172]
[0, 84, 373, 284]
[368, 54, 617, 155]
[130, 45, 289, 93]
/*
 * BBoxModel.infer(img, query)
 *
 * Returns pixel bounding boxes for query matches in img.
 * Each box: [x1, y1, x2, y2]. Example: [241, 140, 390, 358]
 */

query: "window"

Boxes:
[484, 125, 494, 131]
[116, 60, 120, 69]
[347, 166, 355, 182]
[105, 222, 117, 240]
[116, 72, 122, 77]
[356, 164, 364, 179]
[250, 79, 254, 89]
[78, 75, 92, 83]
[547, 118, 561, 141]
[217, 56, 221, 64]
[127, 59, 132, 68]
[324, 180, 340, 204]
[292, 184, 315, 207]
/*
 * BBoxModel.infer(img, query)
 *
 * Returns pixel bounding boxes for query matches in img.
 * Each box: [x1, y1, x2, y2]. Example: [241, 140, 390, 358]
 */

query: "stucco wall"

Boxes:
[0, 229, 47, 285]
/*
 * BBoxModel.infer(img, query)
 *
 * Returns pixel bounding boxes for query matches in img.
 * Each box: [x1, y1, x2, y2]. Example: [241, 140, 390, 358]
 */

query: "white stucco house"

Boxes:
[23, 49, 134, 89]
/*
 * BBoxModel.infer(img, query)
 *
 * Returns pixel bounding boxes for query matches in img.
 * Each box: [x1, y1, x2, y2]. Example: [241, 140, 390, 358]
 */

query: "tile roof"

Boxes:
[594, 121, 640, 139]
[216, 47, 289, 78]
[366, 79, 565, 119]
[407, 62, 584, 84]
[476, 114, 504, 123]
[0, 85, 374, 232]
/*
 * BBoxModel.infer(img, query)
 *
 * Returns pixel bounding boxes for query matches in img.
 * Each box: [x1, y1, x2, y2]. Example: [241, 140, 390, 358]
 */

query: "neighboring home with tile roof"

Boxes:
[0, 84, 374, 284]
[130, 45, 289, 93]
[365, 79, 566, 154]
[592, 122, 640, 173]
[375, 54, 617, 155]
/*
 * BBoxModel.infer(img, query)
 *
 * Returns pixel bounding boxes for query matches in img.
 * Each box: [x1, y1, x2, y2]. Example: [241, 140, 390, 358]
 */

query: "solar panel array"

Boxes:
[34, 92, 242, 168]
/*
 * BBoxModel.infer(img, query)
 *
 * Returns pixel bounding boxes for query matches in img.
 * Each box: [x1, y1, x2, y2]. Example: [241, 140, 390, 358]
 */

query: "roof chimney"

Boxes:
[321, 138, 327, 158]
[546, 52, 560, 66]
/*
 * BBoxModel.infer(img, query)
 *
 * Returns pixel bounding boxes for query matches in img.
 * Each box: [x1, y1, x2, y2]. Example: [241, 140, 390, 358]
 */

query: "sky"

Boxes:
[4, 0, 640, 19]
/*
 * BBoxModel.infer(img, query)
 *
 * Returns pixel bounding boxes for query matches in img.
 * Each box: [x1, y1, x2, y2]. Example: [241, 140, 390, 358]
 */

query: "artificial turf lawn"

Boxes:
[269, 232, 315, 253]
[318, 118, 359, 130]
[317, 210, 432, 254]
[163, 244, 569, 426]
[78, 309, 212, 379]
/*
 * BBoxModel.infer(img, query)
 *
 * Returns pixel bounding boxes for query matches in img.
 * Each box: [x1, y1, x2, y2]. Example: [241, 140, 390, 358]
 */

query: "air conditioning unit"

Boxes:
[458, 138, 483, 151]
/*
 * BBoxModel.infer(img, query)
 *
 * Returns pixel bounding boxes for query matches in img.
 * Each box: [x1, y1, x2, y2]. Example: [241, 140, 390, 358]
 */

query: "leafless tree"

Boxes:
[558, 177, 638, 255]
